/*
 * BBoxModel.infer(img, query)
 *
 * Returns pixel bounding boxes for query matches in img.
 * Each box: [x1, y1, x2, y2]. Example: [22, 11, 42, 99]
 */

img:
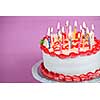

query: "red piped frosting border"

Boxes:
[39, 62, 100, 82]
[40, 37, 100, 59]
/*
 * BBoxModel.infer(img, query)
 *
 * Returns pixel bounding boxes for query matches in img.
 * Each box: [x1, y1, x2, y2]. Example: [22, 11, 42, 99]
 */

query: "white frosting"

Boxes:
[42, 51, 100, 75]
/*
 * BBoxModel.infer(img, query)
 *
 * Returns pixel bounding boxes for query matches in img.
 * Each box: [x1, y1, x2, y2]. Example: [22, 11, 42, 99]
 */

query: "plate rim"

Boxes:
[32, 60, 100, 83]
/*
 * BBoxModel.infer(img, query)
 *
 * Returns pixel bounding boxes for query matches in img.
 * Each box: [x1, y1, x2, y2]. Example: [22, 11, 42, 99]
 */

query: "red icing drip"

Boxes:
[40, 38, 100, 59]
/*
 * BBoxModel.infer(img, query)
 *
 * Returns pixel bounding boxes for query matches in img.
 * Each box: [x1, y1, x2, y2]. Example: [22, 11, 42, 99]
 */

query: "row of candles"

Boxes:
[46, 20, 95, 53]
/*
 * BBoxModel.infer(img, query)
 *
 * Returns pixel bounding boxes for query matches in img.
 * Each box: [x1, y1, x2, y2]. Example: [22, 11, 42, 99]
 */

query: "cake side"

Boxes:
[42, 51, 100, 75]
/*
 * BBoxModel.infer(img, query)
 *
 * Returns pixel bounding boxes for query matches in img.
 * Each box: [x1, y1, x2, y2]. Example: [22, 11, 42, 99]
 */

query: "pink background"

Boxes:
[0, 16, 100, 83]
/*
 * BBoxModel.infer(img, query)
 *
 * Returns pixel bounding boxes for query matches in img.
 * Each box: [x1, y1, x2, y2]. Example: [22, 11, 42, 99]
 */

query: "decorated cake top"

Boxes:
[40, 20, 100, 59]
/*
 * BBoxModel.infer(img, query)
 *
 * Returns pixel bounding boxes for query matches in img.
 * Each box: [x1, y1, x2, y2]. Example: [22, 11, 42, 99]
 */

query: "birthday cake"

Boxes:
[39, 20, 100, 82]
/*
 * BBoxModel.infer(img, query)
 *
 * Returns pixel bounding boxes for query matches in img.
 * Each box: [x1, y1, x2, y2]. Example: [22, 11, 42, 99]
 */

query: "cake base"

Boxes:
[32, 60, 100, 83]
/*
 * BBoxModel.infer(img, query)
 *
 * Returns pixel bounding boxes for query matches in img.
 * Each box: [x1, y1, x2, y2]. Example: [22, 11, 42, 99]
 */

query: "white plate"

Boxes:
[32, 60, 100, 83]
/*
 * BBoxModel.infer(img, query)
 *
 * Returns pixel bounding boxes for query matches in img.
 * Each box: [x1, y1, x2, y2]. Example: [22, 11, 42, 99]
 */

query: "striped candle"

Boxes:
[47, 27, 51, 49]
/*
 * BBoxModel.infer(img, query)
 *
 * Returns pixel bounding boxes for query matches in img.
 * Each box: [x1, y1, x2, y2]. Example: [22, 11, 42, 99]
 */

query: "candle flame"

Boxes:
[62, 26, 65, 33]
[51, 27, 53, 33]
[74, 20, 77, 27]
[92, 24, 94, 31]
[47, 27, 51, 36]
[80, 25, 82, 31]
[57, 22, 60, 30]
[86, 27, 89, 33]
[83, 21, 86, 28]
[66, 20, 69, 27]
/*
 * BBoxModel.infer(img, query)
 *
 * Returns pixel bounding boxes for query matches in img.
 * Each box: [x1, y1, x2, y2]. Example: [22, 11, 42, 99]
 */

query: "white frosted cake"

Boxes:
[39, 20, 100, 82]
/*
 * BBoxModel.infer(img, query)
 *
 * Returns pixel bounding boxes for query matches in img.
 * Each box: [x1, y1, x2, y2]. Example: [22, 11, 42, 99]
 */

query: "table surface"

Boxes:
[0, 16, 100, 83]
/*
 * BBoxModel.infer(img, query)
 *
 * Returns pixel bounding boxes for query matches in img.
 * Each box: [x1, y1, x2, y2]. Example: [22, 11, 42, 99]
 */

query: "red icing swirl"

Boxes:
[39, 62, 100, 82]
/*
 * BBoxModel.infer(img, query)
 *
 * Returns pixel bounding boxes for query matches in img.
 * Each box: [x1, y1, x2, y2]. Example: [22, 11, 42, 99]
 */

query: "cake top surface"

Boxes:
[40, 20, 100, 59]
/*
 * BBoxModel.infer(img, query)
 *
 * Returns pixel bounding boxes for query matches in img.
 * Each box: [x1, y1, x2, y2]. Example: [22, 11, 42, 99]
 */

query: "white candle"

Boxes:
[83, 21, 87, 35]
[50, 27, 54, 47]
[56, 23, 62, 54]
[47, 27, 51, 49]
[91, 24, 94, 44]
[86, 27, 89, 34]
[82, 28, 85, 36]
[82, 29, 85, 49]
[51, 34, 54, 44]
[69, 25, 72, 36]
[57, 22, 60, 40]
[58, 30, 62, 41]
[51, 27, 53, 33]
[54, 34, 58, 42]
[62, 26, 65, 44]
[66, 20, 69, 27]
[61, 26, 65, 33]
[83, 21, 87, 29]
[89, 31, 93, 49]
[80, 25, 82, 33]
[68, 25, 72, 50]
[65, 20, 69, 36]
[47, 27, 51, 36]
[92, 24, 94, 32]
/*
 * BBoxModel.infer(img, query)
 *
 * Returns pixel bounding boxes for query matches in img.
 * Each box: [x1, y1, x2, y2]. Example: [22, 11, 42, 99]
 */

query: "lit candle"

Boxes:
[51, 34, 54, 47]
[91, 24, 94, 44]
[68, 25, 72, 51]
[58, 30, 62, 42]
[47, 27, 50, 36]
[50, 27, 55, 47]
[77, 32, 82, 53]
[86, 27, 89, 34]
[50, 28, 54, 46]
[54, 34, 58, 42]
[57, 22, 61, 41]
[89, 31, 93, 50]
[83, 21, 87, 28]
[47, 27, 51, 49]
[61, 26, 66, 44]
[86, 27, 89, 40]
[58, 30, 62, 54]
[86, 27, 90, 42]
[80, 25, 83, 43]
[65, 20, 69, 36]
[83, 21, 87, 35]
[62, 26, 65, 33]
[82, 28, 85, 36]
[80, 25, 82, 33]
[51, 27, 53, 33]
[57, 22, 60, 33]
[68, 25, 72, 38]
[74, 20, 77, 30]
[73, 20, 77, 39]
[82, 29, 85, 49]
[92, 24, 94, 32]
